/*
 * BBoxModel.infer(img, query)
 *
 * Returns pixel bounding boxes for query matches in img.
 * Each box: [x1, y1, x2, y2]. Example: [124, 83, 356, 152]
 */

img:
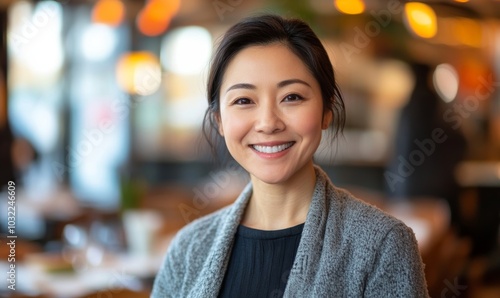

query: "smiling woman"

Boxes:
[218, 44, 329, 188]
[152, 14, 429, 298]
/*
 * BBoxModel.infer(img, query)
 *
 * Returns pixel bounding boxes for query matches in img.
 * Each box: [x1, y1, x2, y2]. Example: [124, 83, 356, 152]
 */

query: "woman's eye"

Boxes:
[283, 94, 304, 102]
[234, 98, 252, 105]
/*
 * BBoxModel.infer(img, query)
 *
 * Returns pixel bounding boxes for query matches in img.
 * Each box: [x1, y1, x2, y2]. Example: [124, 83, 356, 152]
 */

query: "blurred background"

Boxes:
[0, 0, 499, 297]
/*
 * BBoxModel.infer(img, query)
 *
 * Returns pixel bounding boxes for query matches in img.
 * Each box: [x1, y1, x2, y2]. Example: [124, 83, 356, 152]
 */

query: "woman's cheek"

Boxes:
[221, 113, 251, 142]
[294, 109, 324, 137]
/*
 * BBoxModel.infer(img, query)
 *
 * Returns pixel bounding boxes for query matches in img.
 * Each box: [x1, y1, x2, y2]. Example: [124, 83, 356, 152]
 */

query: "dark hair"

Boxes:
[203, 14, 345, 159]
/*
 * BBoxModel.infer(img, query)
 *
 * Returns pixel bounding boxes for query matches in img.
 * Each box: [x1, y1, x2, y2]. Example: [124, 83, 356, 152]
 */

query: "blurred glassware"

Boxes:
[62, 222, 106, 272]
[122, 210, 163, 257]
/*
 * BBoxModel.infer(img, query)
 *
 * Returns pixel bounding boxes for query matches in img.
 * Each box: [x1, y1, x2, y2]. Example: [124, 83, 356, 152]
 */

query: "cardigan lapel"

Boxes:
[284, 166, 331, 297]
[192, 183, 253, 297]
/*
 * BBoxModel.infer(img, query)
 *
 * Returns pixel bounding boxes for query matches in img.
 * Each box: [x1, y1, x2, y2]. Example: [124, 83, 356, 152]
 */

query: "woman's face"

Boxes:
[218, 43, 331, 185]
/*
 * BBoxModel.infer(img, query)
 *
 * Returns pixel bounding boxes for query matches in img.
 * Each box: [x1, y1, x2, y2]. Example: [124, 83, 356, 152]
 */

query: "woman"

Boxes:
[152, 14, 428, 297]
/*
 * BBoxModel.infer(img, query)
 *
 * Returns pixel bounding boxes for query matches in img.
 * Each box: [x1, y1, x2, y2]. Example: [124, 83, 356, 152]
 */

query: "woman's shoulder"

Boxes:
[328, 185, 415, 241]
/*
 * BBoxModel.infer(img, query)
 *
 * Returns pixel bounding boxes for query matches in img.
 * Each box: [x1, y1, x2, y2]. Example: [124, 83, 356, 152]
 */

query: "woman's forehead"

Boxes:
[220, 44, 318, 90]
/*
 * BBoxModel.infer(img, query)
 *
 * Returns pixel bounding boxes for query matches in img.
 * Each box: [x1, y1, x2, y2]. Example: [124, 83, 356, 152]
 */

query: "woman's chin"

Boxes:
[249, 171, 291, 186]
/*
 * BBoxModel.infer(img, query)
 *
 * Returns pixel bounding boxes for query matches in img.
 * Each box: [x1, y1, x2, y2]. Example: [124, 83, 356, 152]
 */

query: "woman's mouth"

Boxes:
[251, 142, 295, 154]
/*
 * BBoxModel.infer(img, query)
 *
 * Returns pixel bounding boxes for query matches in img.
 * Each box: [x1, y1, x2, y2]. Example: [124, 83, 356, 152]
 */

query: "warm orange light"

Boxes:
[136, 0, 180, 36]
[453, 18, 482, 47]
[116, 52, 162, 95]
[454, 0, 469, 3]
[456, 58, 489, 95]
[433, 17, 483, 48]
[92, 0, 125, 27]
[404, 2, 437, 38]
[137, 11, 171, 37]
[334, 0, 365, 15]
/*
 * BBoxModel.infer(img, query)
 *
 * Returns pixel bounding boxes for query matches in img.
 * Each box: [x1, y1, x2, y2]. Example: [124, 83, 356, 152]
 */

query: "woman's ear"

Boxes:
[215, 113, 224, 136]
[322, 110, 333, 130]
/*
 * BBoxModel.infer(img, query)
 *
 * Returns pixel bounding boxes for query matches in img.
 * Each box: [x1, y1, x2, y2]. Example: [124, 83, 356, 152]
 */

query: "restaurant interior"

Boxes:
[1, 0, 500, 297]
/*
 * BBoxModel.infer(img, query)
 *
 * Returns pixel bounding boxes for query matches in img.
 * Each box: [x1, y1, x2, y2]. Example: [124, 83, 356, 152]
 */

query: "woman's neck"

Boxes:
[241, 163, 317, 230]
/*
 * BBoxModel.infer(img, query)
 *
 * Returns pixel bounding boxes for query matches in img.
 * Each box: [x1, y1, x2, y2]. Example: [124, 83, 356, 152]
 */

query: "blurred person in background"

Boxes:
[0, 70, 38, 191]
[386, 62, 467, 231]
[152, 14, 428, 297]
[0, 122, 38, 190]
[0, 123, 16, 189]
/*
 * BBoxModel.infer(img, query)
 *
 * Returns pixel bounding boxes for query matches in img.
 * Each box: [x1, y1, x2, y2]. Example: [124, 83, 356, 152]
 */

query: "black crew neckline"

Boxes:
[237, 222, 305, 240]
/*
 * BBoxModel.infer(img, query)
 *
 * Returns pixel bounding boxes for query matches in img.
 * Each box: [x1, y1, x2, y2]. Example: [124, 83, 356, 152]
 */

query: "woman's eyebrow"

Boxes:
[225, 83, 256, 94]
[225, 79, 310, 94]
[277, 79, 311, 88]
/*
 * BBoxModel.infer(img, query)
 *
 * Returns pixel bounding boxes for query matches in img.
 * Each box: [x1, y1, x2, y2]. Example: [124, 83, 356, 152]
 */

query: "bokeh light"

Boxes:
[373, 60, 414, 108]
[161, 26, 212, 75]
[116, 52, 162, 95]
[7, 1, 64, 77]
[404, 2, 438, 38]
[80, 24, 118, 61]
[91, 0, 125, 27]
[334, 0, 365, 15]
[433, 63, 459, 103]
[136, 0, 180, 36]
[453, 18, 483, 48]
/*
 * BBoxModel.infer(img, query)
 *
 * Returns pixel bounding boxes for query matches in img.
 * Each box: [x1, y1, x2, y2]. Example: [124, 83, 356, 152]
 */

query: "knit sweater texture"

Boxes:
[151, 166, 429, 297]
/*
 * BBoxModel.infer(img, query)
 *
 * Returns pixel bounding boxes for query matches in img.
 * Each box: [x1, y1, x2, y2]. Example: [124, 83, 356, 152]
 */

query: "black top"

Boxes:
[218, 223, 304, 298]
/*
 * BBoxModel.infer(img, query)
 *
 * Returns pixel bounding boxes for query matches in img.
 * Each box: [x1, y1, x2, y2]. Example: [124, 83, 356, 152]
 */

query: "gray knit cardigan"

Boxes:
[151, 166, 429, 297]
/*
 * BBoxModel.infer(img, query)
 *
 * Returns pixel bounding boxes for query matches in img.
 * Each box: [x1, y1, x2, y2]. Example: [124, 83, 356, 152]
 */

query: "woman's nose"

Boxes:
[254, 104, 285, 134]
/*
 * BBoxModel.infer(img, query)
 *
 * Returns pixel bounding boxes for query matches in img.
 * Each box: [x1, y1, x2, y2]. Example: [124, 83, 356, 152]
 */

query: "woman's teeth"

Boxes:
[252, 142, 294, 153]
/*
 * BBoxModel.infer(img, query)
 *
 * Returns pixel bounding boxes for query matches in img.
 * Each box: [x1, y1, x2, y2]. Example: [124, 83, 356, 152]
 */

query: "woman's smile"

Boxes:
[250, 141, 295, 157]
